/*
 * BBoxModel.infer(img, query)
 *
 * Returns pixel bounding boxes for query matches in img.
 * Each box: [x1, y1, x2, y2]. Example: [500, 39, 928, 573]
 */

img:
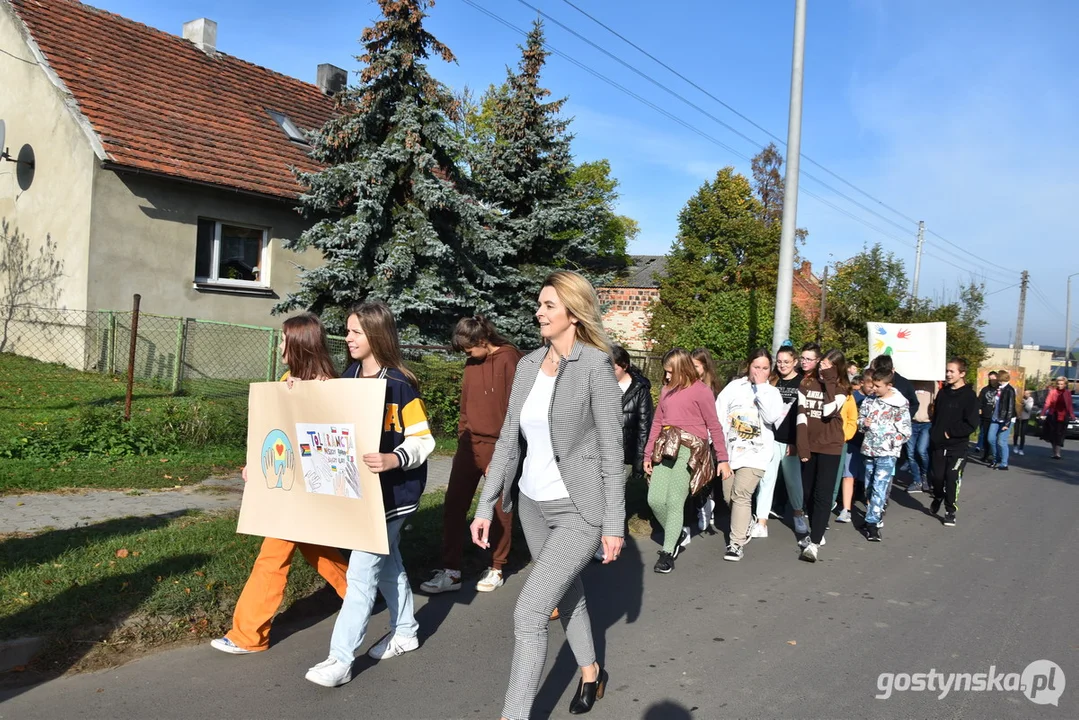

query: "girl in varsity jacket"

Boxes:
[305, 301, 435, 688]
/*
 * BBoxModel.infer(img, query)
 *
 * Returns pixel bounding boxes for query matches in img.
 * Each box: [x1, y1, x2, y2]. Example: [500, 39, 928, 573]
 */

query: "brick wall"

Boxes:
[598, 286, 659, 351]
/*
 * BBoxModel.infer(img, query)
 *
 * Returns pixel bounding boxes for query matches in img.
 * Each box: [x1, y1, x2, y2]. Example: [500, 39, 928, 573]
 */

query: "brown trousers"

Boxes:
[441, 437, 513, 571]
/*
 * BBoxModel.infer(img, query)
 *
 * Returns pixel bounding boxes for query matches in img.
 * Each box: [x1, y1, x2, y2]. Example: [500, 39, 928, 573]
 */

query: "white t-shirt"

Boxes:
[519, 369, 570, 501]
[618, 375, 632, 394]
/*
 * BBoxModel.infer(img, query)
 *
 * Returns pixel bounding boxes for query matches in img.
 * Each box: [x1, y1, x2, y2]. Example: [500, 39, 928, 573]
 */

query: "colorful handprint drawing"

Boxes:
[261, 429, 296, 490]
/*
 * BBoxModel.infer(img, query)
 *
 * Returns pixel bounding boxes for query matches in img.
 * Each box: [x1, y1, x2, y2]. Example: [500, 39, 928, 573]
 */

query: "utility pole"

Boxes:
[910, 220, 925, 302]
[817, 265, 828, 342]
[770, 0, 807, 354]
[1013, 270, 1029, 367]
[1066, 272, 1079, 378]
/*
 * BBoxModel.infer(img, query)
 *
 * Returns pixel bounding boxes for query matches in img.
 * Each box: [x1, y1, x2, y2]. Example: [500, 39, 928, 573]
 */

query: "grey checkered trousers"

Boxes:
[476, 341, 626, 720]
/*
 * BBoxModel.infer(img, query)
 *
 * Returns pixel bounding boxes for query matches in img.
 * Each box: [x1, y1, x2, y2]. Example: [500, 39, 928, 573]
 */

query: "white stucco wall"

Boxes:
[0, 4, 98, 364]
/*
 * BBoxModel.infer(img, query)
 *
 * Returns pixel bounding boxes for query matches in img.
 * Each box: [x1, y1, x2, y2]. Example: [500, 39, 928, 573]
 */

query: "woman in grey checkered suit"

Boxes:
[471, 270, 626, 720]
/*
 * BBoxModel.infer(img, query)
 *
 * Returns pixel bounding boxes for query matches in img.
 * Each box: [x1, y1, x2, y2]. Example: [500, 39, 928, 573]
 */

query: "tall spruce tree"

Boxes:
[277, 0, 496, 341]
[473, 20, 607, 342]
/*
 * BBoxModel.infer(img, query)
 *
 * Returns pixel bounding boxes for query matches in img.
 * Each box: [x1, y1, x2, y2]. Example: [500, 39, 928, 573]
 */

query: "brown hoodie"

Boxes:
[795, 365, 847, 457]
[458, 345, 523, 443]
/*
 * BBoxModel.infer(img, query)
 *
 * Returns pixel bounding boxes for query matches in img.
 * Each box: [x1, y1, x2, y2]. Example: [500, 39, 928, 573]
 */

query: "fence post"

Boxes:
[124, 294, 141, 421]
[266, 327, 277, 382]
[106, 311, 116, 374]
[171, 317, 188, 395]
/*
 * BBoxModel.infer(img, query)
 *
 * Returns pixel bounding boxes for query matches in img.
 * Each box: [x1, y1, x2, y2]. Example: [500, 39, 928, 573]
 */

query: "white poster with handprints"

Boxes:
[295, 423, 362, 499]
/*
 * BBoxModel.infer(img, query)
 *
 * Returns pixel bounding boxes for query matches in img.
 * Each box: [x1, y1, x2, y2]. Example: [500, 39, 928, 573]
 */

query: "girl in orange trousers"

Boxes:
[211, 314, 349, 654]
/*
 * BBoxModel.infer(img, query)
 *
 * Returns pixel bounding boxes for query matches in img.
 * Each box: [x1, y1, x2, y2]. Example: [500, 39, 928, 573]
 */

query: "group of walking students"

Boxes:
[203, 270, 1072, 720]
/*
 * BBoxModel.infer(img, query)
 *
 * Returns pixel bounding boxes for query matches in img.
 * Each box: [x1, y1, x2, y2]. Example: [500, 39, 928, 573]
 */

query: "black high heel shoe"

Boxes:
[568, 666, 607, 714]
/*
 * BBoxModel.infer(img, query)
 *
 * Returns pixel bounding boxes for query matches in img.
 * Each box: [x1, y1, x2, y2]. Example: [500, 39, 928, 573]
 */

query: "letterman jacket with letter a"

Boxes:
[344, 363, 435, 521]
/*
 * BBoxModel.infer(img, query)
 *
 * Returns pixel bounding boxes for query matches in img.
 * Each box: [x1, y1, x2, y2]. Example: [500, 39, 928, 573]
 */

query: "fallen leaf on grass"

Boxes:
[42, 579, 53, 585]
[184, 587, 191, 594]
[121, 581, 129, 590]
[132, 551, 141, 557]
[164, 474, 172, 480]
[115, 548, 129, 558]
[193, 571, 205, 577]
[160, 458, 169, 463]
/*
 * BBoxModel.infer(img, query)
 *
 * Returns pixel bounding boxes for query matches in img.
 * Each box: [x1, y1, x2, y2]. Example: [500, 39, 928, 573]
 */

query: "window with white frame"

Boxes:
[194, 219, 271, 287]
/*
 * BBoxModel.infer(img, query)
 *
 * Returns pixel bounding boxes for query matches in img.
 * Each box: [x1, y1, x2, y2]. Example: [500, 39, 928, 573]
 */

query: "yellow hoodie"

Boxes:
[840, 394, 859, 441]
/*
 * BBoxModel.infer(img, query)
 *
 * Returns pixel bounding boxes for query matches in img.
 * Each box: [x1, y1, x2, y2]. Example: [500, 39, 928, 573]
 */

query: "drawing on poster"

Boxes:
[295, 423, 361, 499]
[260, 429, 296, 490]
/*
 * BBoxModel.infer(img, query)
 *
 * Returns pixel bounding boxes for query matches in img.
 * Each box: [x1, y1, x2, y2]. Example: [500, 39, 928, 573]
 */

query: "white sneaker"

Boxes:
[476, 568, 504, 593]
[679, 526, 692, 549]
[750, 522, 769, 539]
[836, 509, 851, 523]
[800, 542, 819, 562]
[697, 498, 715, 532]
[793, 515, 809, 535]
[367, 633, 419, 660]
[420, 569, 461, 594]
[305, 656, 353, 687]
[798, 535, 826, 549]
[1016, 449, 1025, 456]
[210, 637, 254, 655]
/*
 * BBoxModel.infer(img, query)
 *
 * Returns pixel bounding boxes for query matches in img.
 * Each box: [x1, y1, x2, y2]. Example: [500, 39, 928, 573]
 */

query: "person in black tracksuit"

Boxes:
[974, 373, 999, 460]
[929, 358, 979, 527]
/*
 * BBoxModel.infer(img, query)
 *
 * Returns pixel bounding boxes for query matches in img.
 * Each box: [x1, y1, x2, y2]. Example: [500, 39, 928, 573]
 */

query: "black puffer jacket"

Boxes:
[621, 370, 653, 474]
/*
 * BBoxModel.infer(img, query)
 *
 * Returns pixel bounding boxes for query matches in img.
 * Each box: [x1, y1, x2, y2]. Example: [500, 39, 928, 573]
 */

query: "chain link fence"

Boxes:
[0, 305, 687, 402]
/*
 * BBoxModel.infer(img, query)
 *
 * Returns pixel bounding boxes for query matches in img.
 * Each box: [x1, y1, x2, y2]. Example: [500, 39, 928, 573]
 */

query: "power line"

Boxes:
[513, 0, 917, 238]
[460, 0, 1004, 288]
[546, 0, 1019, 285]
[985, 283, 1020, 296]
[555, 0, 924, 227]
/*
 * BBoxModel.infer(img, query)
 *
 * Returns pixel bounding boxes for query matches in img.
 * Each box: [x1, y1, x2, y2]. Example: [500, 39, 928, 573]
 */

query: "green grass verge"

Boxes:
[0, 448, 244, 495]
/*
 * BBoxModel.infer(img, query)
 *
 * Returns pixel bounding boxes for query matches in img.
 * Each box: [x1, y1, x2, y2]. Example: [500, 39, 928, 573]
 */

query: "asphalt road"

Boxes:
[1, 445, 1075, 719]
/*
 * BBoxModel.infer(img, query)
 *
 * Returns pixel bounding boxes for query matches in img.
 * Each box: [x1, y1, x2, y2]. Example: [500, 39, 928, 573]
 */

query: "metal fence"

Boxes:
[0, 305, 673, 399]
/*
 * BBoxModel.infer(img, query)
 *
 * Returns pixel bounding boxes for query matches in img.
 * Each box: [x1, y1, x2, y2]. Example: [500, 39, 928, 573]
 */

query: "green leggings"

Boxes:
[648, 447, 692, 554]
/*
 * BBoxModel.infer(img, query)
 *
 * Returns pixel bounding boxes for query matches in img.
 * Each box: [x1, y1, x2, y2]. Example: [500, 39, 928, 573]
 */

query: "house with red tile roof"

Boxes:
[0, 0, 343, 330]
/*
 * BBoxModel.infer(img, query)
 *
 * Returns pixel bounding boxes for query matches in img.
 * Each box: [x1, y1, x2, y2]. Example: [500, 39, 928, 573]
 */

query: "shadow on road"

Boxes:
[643, 699, 694, 719]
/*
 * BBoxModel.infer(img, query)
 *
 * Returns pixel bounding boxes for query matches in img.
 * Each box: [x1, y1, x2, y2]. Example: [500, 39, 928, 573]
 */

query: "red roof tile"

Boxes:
[10, 0, 337, 200]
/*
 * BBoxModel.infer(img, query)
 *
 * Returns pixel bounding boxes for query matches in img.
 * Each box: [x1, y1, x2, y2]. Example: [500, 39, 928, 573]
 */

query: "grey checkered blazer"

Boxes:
[476, 341, 626, 537]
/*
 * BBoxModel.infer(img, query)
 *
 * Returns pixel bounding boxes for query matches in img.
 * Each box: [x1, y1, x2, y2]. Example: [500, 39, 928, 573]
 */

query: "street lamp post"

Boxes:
[1067, 273, 1079, 378]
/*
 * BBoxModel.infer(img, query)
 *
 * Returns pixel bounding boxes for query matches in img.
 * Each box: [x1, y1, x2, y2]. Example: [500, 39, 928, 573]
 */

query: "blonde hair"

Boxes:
[347, 301, 419, 388]
[541, 270, 611, 355]
[663, 348, 697, 391]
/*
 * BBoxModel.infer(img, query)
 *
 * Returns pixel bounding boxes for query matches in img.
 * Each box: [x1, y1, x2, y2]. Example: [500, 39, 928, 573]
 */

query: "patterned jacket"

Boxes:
[858, 390, 912, 458]
[477, 342, 626, 537]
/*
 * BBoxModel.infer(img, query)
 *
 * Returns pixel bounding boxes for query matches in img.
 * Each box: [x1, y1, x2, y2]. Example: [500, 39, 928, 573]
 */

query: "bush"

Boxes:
[1, 397, 247, 460]
[410, 353, 464, 438]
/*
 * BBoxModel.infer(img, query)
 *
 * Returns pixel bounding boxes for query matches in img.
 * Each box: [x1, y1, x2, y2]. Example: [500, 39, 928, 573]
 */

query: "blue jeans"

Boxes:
[907, 422, 931, 486]
[329, 515, 418, 664]
[986, 422, 1011, 467]
[863, 456, 897, 525]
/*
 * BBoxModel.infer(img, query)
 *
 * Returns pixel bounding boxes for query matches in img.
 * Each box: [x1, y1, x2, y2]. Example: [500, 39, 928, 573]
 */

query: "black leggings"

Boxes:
[1013, 419, 1029, 449]
[801, 453, 841, 545]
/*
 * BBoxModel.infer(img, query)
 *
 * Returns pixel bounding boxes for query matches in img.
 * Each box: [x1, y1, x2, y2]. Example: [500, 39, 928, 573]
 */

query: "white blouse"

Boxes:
[518, 369, 570, 501]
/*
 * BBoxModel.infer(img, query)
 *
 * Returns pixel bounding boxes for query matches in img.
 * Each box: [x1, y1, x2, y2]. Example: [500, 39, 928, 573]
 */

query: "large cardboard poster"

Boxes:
[238, 379, 388, 554]
[867, 322, 947, 381]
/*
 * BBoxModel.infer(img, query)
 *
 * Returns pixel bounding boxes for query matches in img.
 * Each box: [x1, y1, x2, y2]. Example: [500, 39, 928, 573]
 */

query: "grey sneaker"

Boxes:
[836, 509, 851, 523]
[793, 515, 809, 535]
[799, 542, 819, 562]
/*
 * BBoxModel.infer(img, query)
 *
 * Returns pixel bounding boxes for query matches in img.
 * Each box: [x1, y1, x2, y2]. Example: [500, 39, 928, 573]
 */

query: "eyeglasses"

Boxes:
[799, 356, 818, 363]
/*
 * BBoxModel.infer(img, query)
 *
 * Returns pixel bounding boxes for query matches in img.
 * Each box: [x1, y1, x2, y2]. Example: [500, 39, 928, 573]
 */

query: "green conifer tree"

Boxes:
[277, 0, 495, 341]
[472, 20, 608, 342]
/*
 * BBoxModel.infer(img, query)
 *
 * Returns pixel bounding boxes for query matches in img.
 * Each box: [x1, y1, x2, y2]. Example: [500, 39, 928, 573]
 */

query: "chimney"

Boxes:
[317, 64, 348, 96]
[183, 18, 217, 54]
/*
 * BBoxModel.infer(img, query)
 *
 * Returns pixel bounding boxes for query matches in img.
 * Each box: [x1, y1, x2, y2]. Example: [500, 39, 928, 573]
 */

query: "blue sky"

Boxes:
[89, 0, 1078, 347]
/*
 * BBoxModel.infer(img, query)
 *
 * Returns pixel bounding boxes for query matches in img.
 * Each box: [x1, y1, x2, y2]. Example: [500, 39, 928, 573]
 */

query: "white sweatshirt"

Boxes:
[716, 377, 786, 471]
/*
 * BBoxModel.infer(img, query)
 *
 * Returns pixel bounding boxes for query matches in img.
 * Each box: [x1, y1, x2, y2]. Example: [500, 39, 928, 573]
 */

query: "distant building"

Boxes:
[984, 345, 1055, 380]
[597, 256, 822, 352]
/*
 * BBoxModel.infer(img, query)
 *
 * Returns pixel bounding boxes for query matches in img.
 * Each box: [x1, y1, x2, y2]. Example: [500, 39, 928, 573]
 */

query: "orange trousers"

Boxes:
[225, 537, 349, 651]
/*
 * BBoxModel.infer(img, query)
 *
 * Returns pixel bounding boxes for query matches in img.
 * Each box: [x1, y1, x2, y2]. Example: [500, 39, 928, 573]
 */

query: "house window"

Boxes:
[194, 219, 270, 287]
